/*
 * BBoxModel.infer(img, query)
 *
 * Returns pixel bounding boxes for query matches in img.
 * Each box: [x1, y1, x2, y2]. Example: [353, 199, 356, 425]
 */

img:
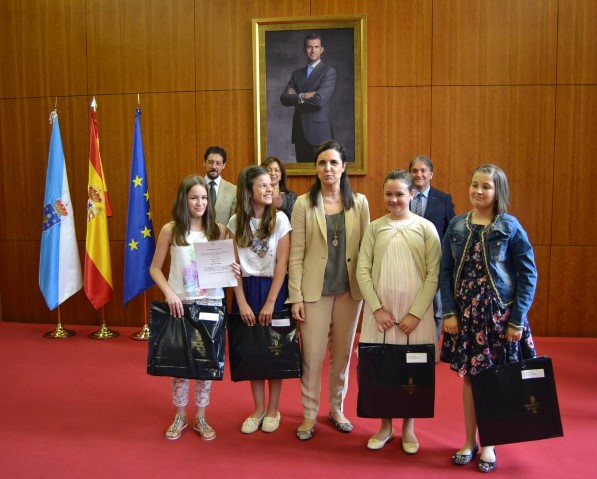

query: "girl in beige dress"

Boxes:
[357, 169, 441, 453]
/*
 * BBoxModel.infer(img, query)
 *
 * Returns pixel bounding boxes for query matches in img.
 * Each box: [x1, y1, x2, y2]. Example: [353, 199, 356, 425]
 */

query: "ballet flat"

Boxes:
[452, 445, 479, 465]
[402, 439, 420, 454]
[328, 413, 353, 433]
[367, 428, 394, 450]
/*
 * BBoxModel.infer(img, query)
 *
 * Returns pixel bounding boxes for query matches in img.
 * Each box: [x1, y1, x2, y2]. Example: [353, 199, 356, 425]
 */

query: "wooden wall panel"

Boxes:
[140, 93, 198, 232]
[196, 90, 255, 185]
[557, 0, 597, 85]
[553, 86, 597, 246]
[0, 98, 45, 240]
[432, 0, 558, 85]
[317, 0, 432, 86]
[431, 86, 555, 245]
[363, 86, 432, 220]
[0, 97, 87, 242]
[0, 239, 87, 325]
[0, 0, 87, 99]
[527, 245, 550, 336]
[196, 0, 309, 92]
[86, 0, 195, 94]
[548, 246, 597, 337]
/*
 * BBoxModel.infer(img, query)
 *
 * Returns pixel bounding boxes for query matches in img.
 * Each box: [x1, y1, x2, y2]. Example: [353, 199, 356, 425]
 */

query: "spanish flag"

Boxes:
[84, 103, 113, 309]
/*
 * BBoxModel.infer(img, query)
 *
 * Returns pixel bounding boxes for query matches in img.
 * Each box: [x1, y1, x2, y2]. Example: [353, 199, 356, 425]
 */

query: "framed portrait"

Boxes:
[252, 15, 367, 175]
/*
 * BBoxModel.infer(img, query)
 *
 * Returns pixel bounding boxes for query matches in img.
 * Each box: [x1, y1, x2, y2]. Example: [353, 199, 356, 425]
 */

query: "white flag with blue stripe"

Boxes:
[39, 111, 83, 310]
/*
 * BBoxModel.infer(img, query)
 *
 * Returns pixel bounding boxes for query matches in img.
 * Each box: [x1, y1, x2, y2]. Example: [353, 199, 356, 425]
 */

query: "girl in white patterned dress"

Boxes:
[150, 175, 240, 441]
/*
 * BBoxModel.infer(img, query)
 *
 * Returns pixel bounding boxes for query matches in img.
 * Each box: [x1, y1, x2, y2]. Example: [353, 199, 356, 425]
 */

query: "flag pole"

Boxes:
[131, 291, 151, 340]
[44, 305, 75, 339]
[89, 306, 119, 339]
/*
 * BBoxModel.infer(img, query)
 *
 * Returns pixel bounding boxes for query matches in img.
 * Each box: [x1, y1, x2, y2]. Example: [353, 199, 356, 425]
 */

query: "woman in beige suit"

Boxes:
[289, 140, 370, 440]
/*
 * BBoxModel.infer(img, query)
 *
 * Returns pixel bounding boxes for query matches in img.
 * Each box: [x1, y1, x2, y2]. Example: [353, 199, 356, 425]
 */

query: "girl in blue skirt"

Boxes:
[227, 165, 292, 434]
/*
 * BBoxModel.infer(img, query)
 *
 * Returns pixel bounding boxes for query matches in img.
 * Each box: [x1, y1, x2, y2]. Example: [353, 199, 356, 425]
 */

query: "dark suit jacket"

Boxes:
[413, 186, 455, 240]
[280, 61, 337, 146]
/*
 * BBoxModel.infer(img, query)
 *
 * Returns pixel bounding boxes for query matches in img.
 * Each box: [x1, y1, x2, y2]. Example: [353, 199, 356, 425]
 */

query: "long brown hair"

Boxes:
[234, 166, 277, 248]
[171, 175, 220, 246]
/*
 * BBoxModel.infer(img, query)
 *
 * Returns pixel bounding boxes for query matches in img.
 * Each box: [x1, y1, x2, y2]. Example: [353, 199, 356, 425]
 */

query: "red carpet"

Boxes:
[0, 322, 594, 478]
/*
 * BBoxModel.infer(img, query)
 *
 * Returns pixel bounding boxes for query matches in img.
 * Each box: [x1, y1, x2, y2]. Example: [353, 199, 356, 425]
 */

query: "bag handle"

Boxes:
[497, 340, 522, 366]
[382, 330, 410, 345]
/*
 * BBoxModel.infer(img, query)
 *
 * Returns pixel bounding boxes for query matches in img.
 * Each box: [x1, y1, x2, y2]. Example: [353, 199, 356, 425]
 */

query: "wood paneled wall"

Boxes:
[0, 0, 595, 336]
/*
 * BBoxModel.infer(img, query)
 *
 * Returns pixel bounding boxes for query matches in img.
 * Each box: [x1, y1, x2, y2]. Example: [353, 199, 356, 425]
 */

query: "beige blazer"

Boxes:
[288, 192, 370, 303]
[213, 177, 237, 227]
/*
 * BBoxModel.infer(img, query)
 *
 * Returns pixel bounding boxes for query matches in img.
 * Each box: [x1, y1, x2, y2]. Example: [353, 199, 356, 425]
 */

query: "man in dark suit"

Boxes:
[409, 155, 456, 338]
[280, 33, 337, 163]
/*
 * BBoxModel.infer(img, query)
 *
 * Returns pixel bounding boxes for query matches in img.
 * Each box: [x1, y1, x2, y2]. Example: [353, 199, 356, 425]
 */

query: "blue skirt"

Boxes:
[231, 276, 289, 313]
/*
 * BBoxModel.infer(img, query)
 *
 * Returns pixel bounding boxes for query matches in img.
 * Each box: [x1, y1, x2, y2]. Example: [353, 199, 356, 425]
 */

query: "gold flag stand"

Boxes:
[131, 291, 150, 341]
[89, 307, 119, 339]
[44, 305, 75, 339]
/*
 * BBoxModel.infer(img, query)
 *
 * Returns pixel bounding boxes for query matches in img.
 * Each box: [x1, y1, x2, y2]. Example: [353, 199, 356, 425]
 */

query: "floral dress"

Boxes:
[440, 225, 536, 377]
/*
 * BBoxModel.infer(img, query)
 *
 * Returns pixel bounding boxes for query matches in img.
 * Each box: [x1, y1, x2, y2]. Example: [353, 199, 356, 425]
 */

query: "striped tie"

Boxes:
[415, 192, 423, 216]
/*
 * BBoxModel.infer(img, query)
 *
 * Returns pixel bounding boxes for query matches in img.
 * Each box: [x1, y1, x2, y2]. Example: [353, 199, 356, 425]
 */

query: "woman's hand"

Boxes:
[443, 315, 460, 335]
[272, 193, 284, 209]
[165, 292, 184, 318]
[258, 301, 275, 326]
[292, 302, 306, 322]
[398, 313, 420, 336]
[373, 308, 395, 333]
[238, 303, 256, 326]
[507, 326, 523, 342]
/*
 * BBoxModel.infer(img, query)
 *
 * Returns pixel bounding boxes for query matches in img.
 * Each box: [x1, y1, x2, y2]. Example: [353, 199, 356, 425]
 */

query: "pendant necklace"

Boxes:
[249, 217, 269, 258]
[325, 210, 341, 247]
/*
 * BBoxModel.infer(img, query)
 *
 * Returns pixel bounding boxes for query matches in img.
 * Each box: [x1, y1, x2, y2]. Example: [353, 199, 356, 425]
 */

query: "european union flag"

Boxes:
[124, 108, 155, 306]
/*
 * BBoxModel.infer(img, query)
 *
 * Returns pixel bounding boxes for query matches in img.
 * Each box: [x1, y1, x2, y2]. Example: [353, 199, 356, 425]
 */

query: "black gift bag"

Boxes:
[471, 353, 563, 446]
[227, 311, 302, 381]
[147, 301, 226, 380]
[357, 338, 435, 418]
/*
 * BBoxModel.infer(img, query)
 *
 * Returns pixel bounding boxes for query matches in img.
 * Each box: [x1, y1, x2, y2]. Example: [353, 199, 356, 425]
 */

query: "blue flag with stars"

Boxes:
[124, 108, 155, 306]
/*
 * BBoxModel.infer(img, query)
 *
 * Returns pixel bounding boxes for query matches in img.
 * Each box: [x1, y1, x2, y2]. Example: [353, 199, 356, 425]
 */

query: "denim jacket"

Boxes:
[440, 211, 537, 328]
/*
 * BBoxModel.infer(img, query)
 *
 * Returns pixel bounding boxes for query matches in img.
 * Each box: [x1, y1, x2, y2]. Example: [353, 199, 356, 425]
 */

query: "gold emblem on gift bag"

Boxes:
[524, 395, 541, 414]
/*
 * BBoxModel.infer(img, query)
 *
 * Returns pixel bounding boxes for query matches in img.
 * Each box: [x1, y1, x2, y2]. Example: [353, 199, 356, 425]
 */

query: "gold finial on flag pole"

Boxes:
[137, 93, 140, 105]
[89, 306, 120, 339]
[91, 96, 97, 112]
[131, 291, 151, 341]
[54, 97, 57, 109]
[44, 305, 76, 339]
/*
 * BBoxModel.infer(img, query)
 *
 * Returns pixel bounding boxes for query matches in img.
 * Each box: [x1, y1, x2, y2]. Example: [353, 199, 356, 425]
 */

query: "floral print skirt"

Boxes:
[440, 232, 536, 377]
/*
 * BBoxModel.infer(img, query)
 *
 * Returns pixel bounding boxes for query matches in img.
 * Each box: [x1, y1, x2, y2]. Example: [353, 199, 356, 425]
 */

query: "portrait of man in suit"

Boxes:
[280, 33, 337, 163]
[261, 26, 358, 169]
[409, 154, 456, 338]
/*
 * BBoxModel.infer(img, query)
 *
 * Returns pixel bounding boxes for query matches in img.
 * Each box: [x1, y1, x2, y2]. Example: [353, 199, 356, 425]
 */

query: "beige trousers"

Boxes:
[300, 291, 362, 419]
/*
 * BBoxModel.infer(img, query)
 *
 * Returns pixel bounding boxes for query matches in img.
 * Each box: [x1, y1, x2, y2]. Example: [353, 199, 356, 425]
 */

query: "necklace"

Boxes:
[249, 217, 269, 258]
[325, 211, 341, 247]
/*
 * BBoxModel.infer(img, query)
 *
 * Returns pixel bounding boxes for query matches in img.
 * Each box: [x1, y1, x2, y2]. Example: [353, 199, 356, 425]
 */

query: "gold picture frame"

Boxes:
[252, 15, 367, 175]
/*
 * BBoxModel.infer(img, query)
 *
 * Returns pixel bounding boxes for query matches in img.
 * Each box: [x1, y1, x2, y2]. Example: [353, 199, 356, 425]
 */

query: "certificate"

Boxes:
[193, 239, 238, 289]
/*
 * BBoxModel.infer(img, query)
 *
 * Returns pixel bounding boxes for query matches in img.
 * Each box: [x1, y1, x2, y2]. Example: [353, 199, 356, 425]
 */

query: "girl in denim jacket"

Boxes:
[440, 164, 537, 473]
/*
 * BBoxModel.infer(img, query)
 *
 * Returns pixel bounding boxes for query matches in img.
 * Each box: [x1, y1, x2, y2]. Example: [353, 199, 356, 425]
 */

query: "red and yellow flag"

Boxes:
[84, 108, 113, 309]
